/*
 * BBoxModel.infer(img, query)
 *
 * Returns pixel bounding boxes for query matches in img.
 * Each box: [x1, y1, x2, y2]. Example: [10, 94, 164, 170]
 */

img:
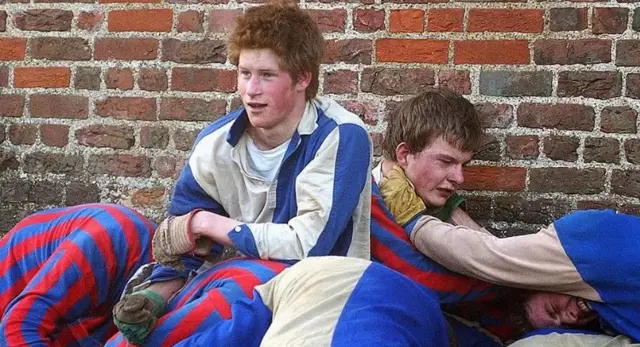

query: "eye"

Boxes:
[239, 70, 251, 78]
[262, 72, 276, 78]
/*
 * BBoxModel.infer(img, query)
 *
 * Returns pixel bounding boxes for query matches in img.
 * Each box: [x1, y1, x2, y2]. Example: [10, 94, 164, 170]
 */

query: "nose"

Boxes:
[561, 305, 580, 324]
[246, 75, 262, 96]
[449, 165, 464, 186]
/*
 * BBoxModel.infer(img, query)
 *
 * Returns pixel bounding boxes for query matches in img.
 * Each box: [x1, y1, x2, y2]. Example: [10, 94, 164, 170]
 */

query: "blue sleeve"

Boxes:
[169, 164, 228, 217]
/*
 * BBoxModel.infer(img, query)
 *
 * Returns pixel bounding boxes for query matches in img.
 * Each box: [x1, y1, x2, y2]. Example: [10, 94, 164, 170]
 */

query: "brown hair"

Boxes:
[227, 0, 324, 100]
[381, 88, 483, 162]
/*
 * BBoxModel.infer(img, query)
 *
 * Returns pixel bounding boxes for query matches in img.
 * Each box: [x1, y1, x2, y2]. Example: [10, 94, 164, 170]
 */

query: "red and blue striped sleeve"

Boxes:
[105, 258, 287, 347]
[0, 204, 155, 346]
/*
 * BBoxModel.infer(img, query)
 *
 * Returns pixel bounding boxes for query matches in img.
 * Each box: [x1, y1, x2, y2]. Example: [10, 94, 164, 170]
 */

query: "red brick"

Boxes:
[77, 11, 103, 30]
[323, 70, 358, 94]
[339, 100, 378, 125]
[76, 125, 135, 149]
[550, 8, 588, 32]
[507, 135, 539, 160]
[100, 0, 159, 3]
[40, 124, 69, 147]
[30, 38, 91, 61]
[530, 168, 605, 194]
[171, 68, 236, 92]
[584, 137, 619, 164]
[354, 8, 385, 33]
[209, 10, 242, 33]
[139, 68, 168, 91]
[601, 106, 637, 133]
[0, 11, 6, 31]
[0, 95, 25, 117]
[0, 67, 7, 87]
[362, 67, 435, 95]
[476, 134, 501, 162]
[14, 67, 70, 88]
[543, 136, 579, 162]
[461, 166, 527, 192]
[308, 9, 346, 33]
[140, 126, 169, 149]
[9, 124, 37, 145]
[95, 38, 158, 60]
[625, 139, 640, 164]
[108, 9, 172, 32]
[131, 187, 166, 208]
[88, 154, 151, 177]
[383, 0, 447, 4]
[162, 39, 226, 64]
[177, 10, 203, 33]
[558, 71, 621, 99]
[534, 39, 611, 65]
[106, 68, 134, 90]
[153, 155, 185, 179]
[475, 103, 513, 128]
[617, 40, 640, 67]
[593, 7, 628, 34]
[325, 39, 372, 64]
[0, 38, 27, 61]
[159, 97, 227, 121]
[427, 9, 463, 32]
[14, 10, 73, 31]
[518, 103, 595, 131]
[377, 39, 448, 63]
[173, 129, 199, 151]
[455, 40, 529, 65]
[438, 70, 470, 95]
[30, 94, 88, 119]
[75, 67, 101, 90]
[95, 97, 157, 121]
[65, 181, 100, 206]
[389, 10, 424, 33]
[23, 153, 83, 175]
[468, 9, 543, 33]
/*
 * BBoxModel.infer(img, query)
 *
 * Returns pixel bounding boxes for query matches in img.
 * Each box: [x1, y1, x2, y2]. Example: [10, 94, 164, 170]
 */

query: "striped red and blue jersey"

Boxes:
[0, 204, 156, 347]
[105, 258, 288, 347]
[370, 181, 518, 341]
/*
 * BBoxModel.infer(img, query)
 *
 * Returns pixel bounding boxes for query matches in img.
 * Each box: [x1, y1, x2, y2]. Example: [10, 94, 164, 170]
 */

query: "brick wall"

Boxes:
[0, 1, 639, 235]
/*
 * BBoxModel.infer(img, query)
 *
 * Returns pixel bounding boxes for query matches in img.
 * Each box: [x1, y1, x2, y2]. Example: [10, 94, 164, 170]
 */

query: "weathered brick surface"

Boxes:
[30, 94, 88, 119]
[159, 98, 226, 121]
[517, 103, 595, 131]
[550, 8, 587, 32]
[583, 137, 619, 164]
[75, 125, 135, 149]
[601, 107, 637, 133]
[23, 152, 83, 174]
[14, 10, 73, 31]
[40, 124, 69, 147]
[557, 71, 621, 99]
[0, 0, 639, 231]
[506, 135, 539, 160]
[30, 37, 91, 60]
[543, 136, 579, 162]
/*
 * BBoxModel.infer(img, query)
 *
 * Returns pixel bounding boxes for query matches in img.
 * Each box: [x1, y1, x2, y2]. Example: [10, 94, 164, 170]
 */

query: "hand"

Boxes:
[113, 289, 166, 345]
[152, 210, 213, 270]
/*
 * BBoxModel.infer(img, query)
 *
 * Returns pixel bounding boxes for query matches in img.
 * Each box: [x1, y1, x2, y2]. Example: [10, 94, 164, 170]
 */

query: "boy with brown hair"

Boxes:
[112, 1, 372, 343]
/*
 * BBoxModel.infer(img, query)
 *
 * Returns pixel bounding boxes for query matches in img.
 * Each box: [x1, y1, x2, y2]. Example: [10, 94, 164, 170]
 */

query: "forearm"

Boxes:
[448, 207, 491, 234]
[410, 216, 600, 300]
[145, 278, 186, 302]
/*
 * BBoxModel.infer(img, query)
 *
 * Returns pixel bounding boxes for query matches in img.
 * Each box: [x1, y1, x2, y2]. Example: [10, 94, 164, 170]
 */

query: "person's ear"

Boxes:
[395, 142, 411, 168]
[295, 71, 312, 92]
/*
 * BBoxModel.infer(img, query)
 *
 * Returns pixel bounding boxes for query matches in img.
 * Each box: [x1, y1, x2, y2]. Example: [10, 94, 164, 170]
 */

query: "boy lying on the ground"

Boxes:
[0, 204, 155, 346]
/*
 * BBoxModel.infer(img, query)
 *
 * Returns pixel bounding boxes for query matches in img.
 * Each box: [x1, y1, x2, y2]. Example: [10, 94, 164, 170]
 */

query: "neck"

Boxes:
[248, 98, 307, 150]
[380, 159, 398, 178]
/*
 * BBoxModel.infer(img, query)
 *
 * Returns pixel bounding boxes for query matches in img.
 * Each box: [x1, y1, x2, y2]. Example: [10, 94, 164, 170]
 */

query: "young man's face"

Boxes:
[237, 48, 309, 131]
[400, 137, 472, 207]
[524, 292, 597, 329]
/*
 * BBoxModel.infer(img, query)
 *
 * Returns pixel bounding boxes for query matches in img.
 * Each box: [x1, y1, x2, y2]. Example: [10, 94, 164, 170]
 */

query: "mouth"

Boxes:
[246, 102, 267, 111]
[577, 299, 593, 314]
[437, 188, 455, 196]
